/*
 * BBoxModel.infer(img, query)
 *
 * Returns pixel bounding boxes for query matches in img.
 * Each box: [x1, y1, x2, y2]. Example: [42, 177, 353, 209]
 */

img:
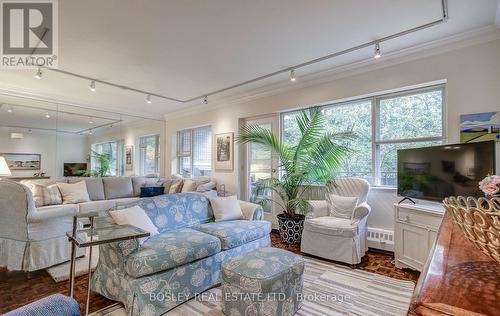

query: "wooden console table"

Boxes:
[410, 210, 500, 315]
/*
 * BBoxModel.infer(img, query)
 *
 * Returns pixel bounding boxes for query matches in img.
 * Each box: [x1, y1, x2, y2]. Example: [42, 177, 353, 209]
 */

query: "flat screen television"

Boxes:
[63, 163, 88, 177]
[397, 141, 496, 201]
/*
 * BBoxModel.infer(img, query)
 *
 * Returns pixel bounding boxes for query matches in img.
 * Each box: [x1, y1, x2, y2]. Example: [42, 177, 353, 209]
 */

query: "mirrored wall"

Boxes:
[0, 95, 165, 180]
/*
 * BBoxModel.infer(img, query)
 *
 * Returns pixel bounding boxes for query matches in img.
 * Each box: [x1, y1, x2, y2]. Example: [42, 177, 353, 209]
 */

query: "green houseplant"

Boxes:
[90, 150, 114, 177]
[237, 107, 353, 244]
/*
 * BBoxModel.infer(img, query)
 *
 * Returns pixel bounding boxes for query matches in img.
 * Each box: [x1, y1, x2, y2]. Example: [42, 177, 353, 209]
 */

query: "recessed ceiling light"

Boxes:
[89, 80, 96, 92]
[7, 106, 13, 113]
[45, 112, 50, 119]
[88, 117, 94, 124]
[290, 69, 296, 82]
[146, 94, 152, 104]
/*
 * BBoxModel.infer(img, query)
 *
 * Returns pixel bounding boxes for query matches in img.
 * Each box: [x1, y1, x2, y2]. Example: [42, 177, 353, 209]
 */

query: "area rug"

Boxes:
[90, 257, 415, 316]
[46, 246, 99, 282]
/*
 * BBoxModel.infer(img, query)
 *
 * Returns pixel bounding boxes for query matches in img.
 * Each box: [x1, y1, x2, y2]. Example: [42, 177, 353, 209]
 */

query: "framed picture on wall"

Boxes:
[1, 153, 41, 170]
[214, 132, 234, 171]
[460, 112, 500, 143]
[125, 145, 134, 171]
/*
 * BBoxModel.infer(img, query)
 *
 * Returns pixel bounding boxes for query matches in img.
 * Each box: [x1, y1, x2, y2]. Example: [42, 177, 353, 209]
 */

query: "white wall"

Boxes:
[0, 128, 88, 178]
[88, 119, 166, 177]
[164, 37, 500, 231]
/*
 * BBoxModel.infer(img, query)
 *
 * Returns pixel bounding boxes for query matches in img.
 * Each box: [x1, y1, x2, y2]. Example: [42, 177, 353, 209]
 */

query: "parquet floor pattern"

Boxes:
[0, 231, 419, 314]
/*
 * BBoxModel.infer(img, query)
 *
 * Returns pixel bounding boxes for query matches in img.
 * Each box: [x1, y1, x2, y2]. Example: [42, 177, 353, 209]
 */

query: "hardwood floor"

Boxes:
[0, 232, 419, 314]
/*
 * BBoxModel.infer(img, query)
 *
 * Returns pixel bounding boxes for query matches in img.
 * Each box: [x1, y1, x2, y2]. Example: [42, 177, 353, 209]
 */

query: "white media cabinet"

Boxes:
[394, 202, 445, 271]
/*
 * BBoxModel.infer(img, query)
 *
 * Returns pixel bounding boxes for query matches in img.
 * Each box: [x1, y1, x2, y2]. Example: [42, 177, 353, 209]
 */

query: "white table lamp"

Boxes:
[0, 156, 12, 177]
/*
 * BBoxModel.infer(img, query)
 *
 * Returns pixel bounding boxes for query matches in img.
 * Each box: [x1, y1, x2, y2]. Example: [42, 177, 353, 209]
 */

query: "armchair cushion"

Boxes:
[303, 216, 358, 237]
[326, 193, 358, 219]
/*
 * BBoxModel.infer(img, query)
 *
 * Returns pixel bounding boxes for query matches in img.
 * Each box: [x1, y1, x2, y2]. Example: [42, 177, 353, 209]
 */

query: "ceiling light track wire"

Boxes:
[43, 0, 448, 104]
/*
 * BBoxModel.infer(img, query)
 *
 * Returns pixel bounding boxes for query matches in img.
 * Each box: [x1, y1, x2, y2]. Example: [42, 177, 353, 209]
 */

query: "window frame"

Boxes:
[90, 139, 125, 176]
[280, 84, 446, 187]
[139, 134, 160, 176]
[176, 125, 211, 178]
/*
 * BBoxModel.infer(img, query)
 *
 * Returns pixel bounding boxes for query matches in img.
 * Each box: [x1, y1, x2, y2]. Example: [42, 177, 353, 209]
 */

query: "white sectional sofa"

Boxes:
[0, 176, 216, 271]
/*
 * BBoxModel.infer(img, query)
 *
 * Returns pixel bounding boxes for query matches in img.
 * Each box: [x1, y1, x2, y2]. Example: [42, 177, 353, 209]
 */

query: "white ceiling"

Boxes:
[0, 0, 498, 117]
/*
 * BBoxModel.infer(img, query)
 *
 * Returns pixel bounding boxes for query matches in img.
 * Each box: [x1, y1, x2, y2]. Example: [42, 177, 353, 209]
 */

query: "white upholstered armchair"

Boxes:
[300, 177, 371, 265]
[0, 180, 84, 271]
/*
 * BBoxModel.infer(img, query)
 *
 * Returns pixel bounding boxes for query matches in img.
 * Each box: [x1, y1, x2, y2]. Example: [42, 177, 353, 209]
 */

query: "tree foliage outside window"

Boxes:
[139, 135, 160, 176]
[281, 85, 445, 186]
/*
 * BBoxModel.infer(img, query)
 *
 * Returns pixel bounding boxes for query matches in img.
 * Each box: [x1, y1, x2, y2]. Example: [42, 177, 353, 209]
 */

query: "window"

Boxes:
[176, 126, 211, 177]
[91, 140, 124, 176]
[281, 85, 445, 186]
[139, 135, 160, 176]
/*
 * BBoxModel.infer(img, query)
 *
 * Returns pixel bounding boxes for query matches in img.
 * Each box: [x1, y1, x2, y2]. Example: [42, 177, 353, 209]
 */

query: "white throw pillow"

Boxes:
[57, 181, 91, 204]
[326, 193, 358, 220]
[109, 205, 159, 244]
[30, 183, 62, 207]
[209, 195, 243, 222]
[181, 179, 197, 192]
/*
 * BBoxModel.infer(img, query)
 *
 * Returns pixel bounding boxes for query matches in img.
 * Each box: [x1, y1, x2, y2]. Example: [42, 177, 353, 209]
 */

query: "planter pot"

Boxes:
[277, 213, 305, 244]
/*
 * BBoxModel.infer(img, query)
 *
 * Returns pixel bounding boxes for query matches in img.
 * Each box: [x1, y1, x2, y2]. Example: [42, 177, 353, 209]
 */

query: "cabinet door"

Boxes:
[428, 229, 438, 249]
[399, 224, 429, 270]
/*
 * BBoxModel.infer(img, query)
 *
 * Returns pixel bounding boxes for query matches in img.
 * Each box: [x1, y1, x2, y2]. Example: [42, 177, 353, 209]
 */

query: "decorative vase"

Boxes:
[277, 213, 305, 244]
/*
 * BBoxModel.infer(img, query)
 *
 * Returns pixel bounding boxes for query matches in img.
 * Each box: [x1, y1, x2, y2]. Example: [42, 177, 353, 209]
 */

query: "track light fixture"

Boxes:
[44, 112, 50, 119]
[32, 1, 447, 105]
[34, 68, 42, 79]
[373, 43, 381, 59]
[89, 80, 96, 92]
[7, 106, 13, 113]
[203, 96, 208, 104]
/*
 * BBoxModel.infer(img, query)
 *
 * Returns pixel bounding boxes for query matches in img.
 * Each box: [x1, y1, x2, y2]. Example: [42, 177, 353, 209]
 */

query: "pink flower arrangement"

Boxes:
[479, 174, 500, 197]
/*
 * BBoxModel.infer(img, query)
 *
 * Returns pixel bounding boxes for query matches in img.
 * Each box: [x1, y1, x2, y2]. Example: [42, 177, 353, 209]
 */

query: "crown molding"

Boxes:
[165, 25, 500, 121]
[0, 85, 163, 121]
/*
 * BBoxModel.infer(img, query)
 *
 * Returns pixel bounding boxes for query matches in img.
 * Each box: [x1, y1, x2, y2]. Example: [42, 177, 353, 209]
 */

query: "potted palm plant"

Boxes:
[237, 107, 353, 244]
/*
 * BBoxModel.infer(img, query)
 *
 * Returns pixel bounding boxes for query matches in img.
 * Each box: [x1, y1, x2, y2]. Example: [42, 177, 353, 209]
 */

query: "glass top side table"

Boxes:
[66, 212, 150, 316]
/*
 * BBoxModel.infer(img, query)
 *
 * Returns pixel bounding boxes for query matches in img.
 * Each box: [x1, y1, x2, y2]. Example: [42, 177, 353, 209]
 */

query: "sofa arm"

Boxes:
[239, 201, 263, 220]
[306, 200, 329, 218]
[27, 205, 78, 223]
[352, 202, 371, 221]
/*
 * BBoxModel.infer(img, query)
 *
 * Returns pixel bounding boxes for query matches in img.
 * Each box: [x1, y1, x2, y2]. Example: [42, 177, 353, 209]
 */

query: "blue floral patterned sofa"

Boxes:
[91, 193, 271, 316]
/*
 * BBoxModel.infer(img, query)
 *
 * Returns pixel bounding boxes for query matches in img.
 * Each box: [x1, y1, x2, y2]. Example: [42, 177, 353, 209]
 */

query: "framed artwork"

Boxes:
[460, 112, 500, 143]
[214, 132, 234, 171]
[1, 153, 41, 170]
[125, 145, 134, 171]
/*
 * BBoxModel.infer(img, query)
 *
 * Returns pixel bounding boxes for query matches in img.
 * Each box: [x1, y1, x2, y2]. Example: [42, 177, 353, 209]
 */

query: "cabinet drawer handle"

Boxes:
[403, 215, 410, 222]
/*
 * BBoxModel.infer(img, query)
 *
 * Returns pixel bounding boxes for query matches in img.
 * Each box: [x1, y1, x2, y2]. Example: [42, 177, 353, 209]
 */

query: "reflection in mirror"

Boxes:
[0, 94, 165, 181]
[86, 114, 165, 178]
[0, 97, 58, 179]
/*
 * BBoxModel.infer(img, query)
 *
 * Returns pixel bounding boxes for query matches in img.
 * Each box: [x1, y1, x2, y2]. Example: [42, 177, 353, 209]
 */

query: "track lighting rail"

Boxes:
[41, 0, 448, 105]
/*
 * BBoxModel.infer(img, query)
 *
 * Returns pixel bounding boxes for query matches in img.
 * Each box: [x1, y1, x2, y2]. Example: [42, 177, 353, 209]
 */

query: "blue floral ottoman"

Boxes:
[221, 247, 304, 316]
